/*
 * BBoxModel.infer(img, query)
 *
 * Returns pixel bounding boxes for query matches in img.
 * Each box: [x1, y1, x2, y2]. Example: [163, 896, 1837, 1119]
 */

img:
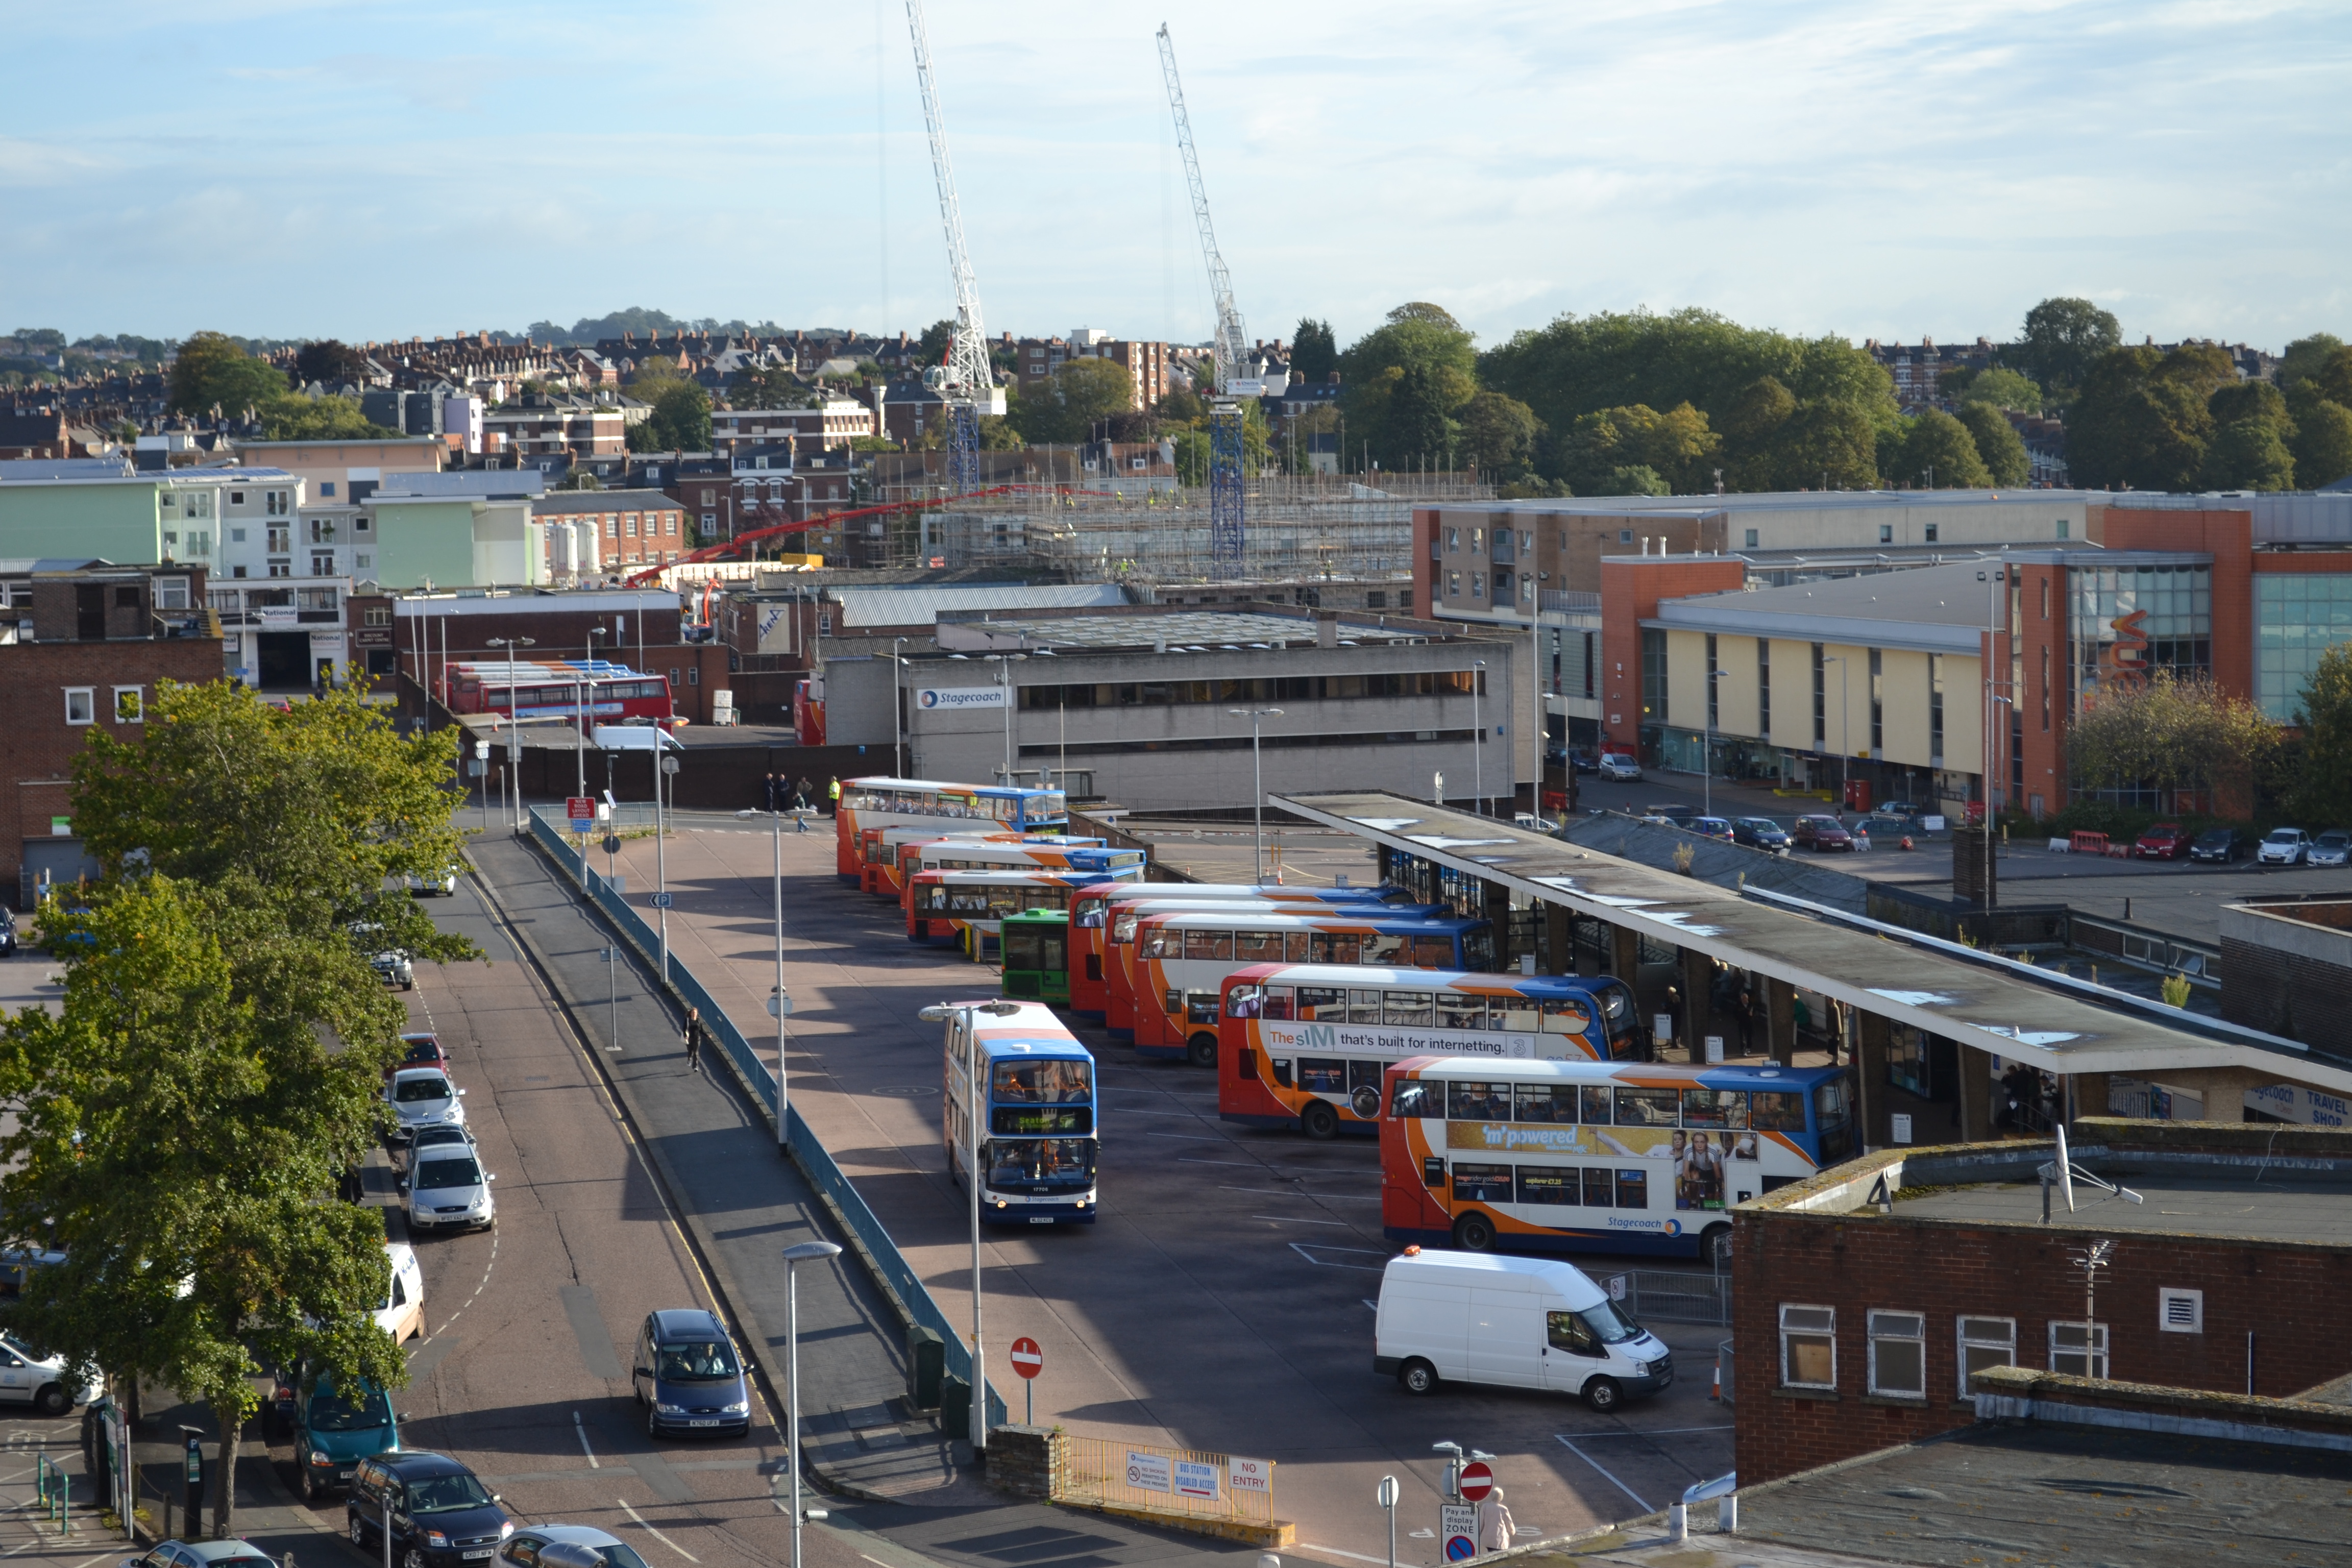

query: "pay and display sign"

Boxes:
[1440, 1504, 1479, 1561]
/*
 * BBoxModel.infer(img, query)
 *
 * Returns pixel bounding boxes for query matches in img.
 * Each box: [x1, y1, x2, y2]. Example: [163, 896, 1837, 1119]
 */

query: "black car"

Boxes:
[1642, 804, 1697, 827]
[1569, 748, 1600, 775]
[2189, 827, 2248, 863]
[1731, 816, 1790, 851]
[348, 1452, 510, 1568]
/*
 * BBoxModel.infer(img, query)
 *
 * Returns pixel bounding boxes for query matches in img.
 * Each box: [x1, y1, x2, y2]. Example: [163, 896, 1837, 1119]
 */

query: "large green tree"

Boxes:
[1456, 390, 1542, 479]
[1890, 409, 1993, 488]
[2289, 397, 2352, 489]
[263, 394, 385, 441]
[2293, 642, 2352, 825]
[2014, 296, 2122, 394]
[1954, 402, 2032, 486]
[292, 339, 375, 387]
[1339, 303, 1478, 469]
[2280, 334, 2347, 390]
[1015, 356, 1139, 445]
[730, 363, 809, 409]
[169, 331, 290, 418]
[2064, 344, 2236, 491]
[1959, 366, 2043, 414]
[2067, 668, 2278, 814]
[1554, 402, 1717, 495]
[2201, 381, 2297, 490]
[1290, 318, 1337, 383]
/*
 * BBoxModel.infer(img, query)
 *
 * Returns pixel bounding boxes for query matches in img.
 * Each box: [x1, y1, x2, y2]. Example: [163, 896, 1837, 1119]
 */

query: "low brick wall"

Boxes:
[987, 1424, 1055, 1502]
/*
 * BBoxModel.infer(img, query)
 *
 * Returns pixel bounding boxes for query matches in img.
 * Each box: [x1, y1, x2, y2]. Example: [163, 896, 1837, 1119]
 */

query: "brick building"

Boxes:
[529, 489, 688, 574]
[4, 562, 223, 905]
[1732, 1119, 2352, 1486]
[1008, 331, 1170, 410]
[389, 587, 730, 727]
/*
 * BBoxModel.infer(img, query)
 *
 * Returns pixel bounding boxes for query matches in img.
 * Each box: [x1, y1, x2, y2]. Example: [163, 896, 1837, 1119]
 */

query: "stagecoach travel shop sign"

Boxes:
[916, 686, 1008, 711]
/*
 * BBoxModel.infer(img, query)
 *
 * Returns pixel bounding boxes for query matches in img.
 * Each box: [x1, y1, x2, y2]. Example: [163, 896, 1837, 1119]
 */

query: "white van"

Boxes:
[1374, 1249, 1673, 1412]
[375, 1243, 425, 1344]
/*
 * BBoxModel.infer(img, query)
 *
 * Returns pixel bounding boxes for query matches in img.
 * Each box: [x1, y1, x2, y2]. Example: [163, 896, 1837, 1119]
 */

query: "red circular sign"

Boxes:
[1009, 1337, 1044, 1379]
[1457, 1461, 1493, 1502]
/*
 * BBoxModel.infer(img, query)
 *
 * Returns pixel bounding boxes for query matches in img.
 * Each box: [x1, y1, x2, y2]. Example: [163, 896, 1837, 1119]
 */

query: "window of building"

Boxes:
[2049, 1321, 2109, 1379]
[2055, 519, 2069, 540]
[1878, 524, 1893, 544]
[1472, 572, 1484, 599]
[1780, 1305, 1835, 1389]
[1811, 643, 1825, 747]
[1924, 523, 1939, 544]
[321, 482, 336, 498]
[2040, 646, 2051, 730]
[2255, 573, 2352, 720]
[1758, 639, 1771, 737]
[355, 553, 373, 571]
[364, 606, 391, 626]
[1929, 654, 1944, 763]
[2159, 1288, 2203, 1334]
[267, 527, 291, 553]
[268, 561, 290, 578]
[64, 688, 94, 725]
[625, 514, 639, 535]
[665, 512, 678, 534]
[1447, 572, 1460, 598]
[687, 666, 699, 686]
[1744, 528, 1758, 549]
[1641, 628, 1668, 724]
[1869, 648, 1883, 753]
[1886, 1021, 1936, 1098]
[1867, 1310, 1926, 1397]
[702, 513, 717, 530]
[232, 566, 248, 578]
[1957, 1316, 2016, 1393]
[113, 686, 144, 724]
[156, 579, 189, 609]
[231, 527, 247, 543]
[266, 491, 288, 516]
[2041, 578, 2050, 620]
[1366, 591, 1387, 609]
[1619, 529, 1633, 544]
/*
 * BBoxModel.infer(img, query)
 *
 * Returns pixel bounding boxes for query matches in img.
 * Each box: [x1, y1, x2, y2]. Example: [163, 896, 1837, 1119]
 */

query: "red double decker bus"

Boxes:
[440, 660, 674, 724]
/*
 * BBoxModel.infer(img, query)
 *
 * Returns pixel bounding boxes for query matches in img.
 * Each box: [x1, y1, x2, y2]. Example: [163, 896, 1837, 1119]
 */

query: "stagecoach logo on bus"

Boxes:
[1265, 1021, 1533, 1059]
[917, 687, 1008, 710]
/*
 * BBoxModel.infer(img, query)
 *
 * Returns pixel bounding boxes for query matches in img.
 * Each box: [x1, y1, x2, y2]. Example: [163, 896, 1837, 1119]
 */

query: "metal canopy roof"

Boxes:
[1272, 790, 2352, 1092]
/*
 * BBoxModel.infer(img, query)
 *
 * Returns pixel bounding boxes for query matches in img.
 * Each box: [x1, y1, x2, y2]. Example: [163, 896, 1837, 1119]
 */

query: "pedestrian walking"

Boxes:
[1477, 1488, 1516, 1554]
[826, 775, 841, 816]
[683, 1006, 705, 1074]
[795, 775, 816, 814]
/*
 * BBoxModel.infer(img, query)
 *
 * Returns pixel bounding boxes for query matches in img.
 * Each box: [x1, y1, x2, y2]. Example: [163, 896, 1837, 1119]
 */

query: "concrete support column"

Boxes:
[1609, 920, 1640, 986]
[1679, 946, 1712, 1063]
[1483, 879, 1517, 964]
[1767, 977, 1797, 1067]
[1957, 1044, 1994, 1142]
[1857, 1011, 1891, 1147]
[1544, 903, 1572, 975]
[2069, 1072, 2111, 1129]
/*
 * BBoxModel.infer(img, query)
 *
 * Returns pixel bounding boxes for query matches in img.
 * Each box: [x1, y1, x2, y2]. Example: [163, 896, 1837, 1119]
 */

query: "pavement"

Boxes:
[560, 808, 1745, 1567]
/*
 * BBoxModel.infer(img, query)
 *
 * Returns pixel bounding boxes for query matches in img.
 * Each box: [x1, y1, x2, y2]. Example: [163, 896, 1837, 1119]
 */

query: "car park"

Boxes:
[403, 1145, 496, 1233]
[1597, 753, 1641, 781]
[631, 1308, 752, 1437]
[1689, 816, 1734, 841]
[1731, 816, 1790, 851]
[496, 1527, 654, 1568]
[385, 1069, 466, 1143]
[123, 1538, 283, 1568]
[1791, 814, 1853, 851]
[2135, 823, 2191, 860]
[2189, 827, 2248, 863]
[0, 1332, 96, 1415]
[347, 1451, 512, 1568]
[2259, 827, 2313, 866]
[2312, 830, 2351, 869]
[286, 1365, 400, 1499]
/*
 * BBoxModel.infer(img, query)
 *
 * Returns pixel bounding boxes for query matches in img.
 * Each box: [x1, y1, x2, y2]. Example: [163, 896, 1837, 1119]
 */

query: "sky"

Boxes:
[5, 0, 2349, 356]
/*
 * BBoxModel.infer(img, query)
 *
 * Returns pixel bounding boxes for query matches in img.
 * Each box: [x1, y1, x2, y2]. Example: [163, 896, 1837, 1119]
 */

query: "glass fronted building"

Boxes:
[2256, 573, 2352, 721]
[2066, 561, 2212, 717]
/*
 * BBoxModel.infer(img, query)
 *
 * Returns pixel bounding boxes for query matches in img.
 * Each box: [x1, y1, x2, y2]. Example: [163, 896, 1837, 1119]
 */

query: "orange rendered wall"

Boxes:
[1598, 556, 1745, 752]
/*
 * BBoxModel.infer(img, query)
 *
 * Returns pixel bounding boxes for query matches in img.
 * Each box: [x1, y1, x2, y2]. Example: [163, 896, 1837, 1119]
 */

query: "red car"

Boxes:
[388, 1033, 447, 1076]
[2135, 823, 2190, 860]
[1792, 814, 1854, 851]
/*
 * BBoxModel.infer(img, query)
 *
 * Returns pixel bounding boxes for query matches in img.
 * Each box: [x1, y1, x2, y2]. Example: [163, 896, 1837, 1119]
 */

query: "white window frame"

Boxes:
[1866, 1309, 1926, 1398]
[112, 686, 145, 724]
[64, 688, 95, 725]
[1957, 1315, 2017, 1395]
[1779, 1304, 1836, 1389]
[2159, 1288, 2204, 1334]
[2048, 1320, 2109, 1379]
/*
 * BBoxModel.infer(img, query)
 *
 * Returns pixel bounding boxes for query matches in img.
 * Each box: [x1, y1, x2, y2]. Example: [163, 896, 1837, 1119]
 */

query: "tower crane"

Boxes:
[1156, 21, 1252, 571]
[906, 0, 1003, 493]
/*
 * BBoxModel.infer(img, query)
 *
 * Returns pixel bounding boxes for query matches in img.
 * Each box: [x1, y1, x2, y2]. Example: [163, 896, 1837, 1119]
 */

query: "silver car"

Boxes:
[385, 1068, 466, 1143]
[2310, 830, 2350, 869]
[404, 1144, 495, 1233]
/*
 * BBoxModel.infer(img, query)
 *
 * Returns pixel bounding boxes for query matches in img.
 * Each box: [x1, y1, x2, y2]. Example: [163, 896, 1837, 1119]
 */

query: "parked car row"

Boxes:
[384, 1033, 497, 1235]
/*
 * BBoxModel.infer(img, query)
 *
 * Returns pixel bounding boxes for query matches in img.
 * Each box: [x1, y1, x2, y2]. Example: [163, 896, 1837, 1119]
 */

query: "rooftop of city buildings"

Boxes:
[530, 488, 676, 513]
[826, 583, 1130, 629]
[925, 602, 1471, 653]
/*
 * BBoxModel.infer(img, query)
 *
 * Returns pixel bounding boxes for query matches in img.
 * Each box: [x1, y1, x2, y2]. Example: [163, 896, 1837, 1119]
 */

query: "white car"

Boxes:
[404, 1144, 496, 1233]
[376, 1242, 425, 1343]
[0, 1333, 96, 1416]
[385, 1068, 465, 1143]
[2259, 827, 2312, 866]
[1597, 753, 1642, 782]
[403, 865, 461, 897]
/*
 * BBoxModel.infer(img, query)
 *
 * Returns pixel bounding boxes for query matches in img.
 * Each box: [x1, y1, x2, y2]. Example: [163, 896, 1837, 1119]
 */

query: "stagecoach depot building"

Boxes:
[819, 604, 1533, 815]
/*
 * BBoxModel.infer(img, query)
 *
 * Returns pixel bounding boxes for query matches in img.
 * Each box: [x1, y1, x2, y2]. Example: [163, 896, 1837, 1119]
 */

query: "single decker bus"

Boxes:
[898, 841, 1141, 915]
[1380, 1056, 1854, 1263]
[938, 1000, 1099, 1226]
[835, 777, 1067, 880]
[909, 868, 1141, 953]
[1217, 964, 1640, 1137]
[1000, 911, 1070, 1006]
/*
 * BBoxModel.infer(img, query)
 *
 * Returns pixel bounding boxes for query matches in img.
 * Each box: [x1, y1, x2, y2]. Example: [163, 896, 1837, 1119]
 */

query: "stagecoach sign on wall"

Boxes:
[916, 687, 1007, 710]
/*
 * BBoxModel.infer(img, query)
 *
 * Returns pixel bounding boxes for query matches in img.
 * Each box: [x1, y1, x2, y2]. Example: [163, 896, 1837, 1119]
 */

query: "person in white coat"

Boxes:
[1477, 1487, 1516, 1554]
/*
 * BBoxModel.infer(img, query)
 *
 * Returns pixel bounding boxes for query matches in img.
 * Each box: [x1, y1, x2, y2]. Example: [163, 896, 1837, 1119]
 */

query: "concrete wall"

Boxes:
[0, 480, 164, 564]
[1714, 633, 1761, 738]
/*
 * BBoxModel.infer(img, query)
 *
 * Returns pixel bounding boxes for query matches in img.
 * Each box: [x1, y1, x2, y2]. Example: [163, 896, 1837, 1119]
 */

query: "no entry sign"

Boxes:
[1457, 1461, 1494, 1502]
[1010, 1337, 1043, 1379]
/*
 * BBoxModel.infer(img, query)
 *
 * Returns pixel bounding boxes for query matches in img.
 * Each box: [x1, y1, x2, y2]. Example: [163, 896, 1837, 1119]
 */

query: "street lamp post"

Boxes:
[656, 746, 678, 981]
[1226, 707, 1283, 882]
[578, 626, 609, 803]
[892, 635, 908, 778]
[1822, 653, 1850, 809]
[982, 653, 1028, 785]
[485, 636, 535, 831]
[917, 998, 1022, 1455]
[781, 1239, 844, 1568]
[1471, 658, 1487, 816]
[738, 807, 793, 1149]
[1703, 667, 1730, 820]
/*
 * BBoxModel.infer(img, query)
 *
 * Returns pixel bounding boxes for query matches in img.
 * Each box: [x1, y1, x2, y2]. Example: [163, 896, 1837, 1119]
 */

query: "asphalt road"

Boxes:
[594, 818, 1740, 1562]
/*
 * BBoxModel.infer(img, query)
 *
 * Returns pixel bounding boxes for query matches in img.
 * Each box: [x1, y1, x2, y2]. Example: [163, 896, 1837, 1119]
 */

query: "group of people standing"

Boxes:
[758, 773, 841, 828]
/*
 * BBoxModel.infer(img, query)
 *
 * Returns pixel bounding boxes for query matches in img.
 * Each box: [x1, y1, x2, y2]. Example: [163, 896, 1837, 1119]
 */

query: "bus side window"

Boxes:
[1617, 1088, 1680, 1126]
[1362, 932, 1408, 966]
[1384, 990, 1433, 1026]
[1296, 986, 1344, 1020]
[1224, 985, 1261, 1019]
[1261, 986, 1294, 1020]
[1515, 1084, 1577, 1123]
[1348, 989, 1385, 1024]
[1391, 1080, 1435, 1118]
[1437, 994, 1486, 1031]
[1580, 1086, 1614, 1124]
[1411, 935, 1455, 969]
[1234, 930, 1282, 963]
[1270, 1057, 1293, 1088]
[1496, 999, 1541, 1033]
[1347, 1059, 1385, 1097]
[1448, 1080, 1509, 1121]
[1327, 933, 1362, 964]
[1185, 928, 1234, 961]
[1298, 1058, 1345, 1093]
[1284, 932, 1312, 962]
[1540, 998, 1591, 1035]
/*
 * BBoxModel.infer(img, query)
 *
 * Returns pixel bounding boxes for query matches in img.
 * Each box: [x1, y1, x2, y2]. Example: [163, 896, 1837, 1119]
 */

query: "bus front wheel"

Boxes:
[1452, 1211, 1496, 1252]
[1187, 1033, 1218, 1068]
[1301, 1100, 1340, 1140]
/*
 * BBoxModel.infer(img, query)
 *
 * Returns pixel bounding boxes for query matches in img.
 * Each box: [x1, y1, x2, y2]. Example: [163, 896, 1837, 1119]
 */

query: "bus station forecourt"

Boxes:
[576, 801, 1744, 1559]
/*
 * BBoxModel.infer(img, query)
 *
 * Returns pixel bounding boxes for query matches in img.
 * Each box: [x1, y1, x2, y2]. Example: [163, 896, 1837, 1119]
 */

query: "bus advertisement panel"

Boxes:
[1217, 965, 1639, 1137]
[1379, 1057, 1854, 1262]
[1068, 882, 1406, 1020]
[909, 868, 1142, 953]
[1000, 911, 1069, 1006]
[1132, 911, 1497, 1065]
[834, 776, 1067, 880]
[899, 842, 1139, 914]
[940, 1001, 1099, 1225]
[1100, 896, 1441, 1038]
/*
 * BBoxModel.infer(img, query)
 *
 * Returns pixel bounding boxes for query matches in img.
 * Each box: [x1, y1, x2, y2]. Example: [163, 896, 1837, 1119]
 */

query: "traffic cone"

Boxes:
[1900, 835, 1915, 851]
[1709, 1362, 1722, 1401]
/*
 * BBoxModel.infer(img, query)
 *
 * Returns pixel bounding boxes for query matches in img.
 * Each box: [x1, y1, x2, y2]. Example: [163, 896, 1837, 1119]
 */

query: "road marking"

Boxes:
[574, 1411, 599, 1468]
[618, 1498, 699, 1561]
[1145, 1131, 1229, 1142]
[1253, 1215, 1346, 1226]
[1298, 1545, 1395, 1566]
[1287, 1241, 1389, 1271]
[1556, 1435, 1655, 1514]
[1177, 1157, 1267, 1169]
[1563, 1425, 1734, 1437]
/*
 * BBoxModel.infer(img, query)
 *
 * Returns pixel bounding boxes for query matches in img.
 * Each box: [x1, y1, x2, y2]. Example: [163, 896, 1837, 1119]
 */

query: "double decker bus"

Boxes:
[909, 867, 1143, 951]
[857, 825, 1019, 896]
[1131, 910, 1497, 1066]
[898, 841, 1142, 915]
[1101, 894, 1444, 1038]
[440, 660, 674, 724]
[1000, 911, 1070, 1005]
[834, 777, 1068, 881]
[1217, 965, 1641, 1137]
[1380, 1057, 1854, 1262]
[940, 1001, 1099, 1226]
[1069, 883, 1409, 1020]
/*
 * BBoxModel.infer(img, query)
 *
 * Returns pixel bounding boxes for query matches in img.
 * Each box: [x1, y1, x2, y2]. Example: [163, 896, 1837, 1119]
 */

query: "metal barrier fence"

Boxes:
[1605, 1269, 1733, 1327]
[1055, 1435, 1278, 1528]
[523, 807, 1007, 1427]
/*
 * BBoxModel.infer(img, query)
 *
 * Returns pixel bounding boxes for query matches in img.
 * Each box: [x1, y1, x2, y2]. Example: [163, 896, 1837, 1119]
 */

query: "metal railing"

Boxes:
[1055, 1435, 1277, 1527]
[1606, 1269, 1733, 1327]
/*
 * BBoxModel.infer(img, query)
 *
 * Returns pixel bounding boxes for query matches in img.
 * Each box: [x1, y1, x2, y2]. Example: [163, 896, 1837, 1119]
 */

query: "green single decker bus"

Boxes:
[1001, 910, 1071, 1006]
